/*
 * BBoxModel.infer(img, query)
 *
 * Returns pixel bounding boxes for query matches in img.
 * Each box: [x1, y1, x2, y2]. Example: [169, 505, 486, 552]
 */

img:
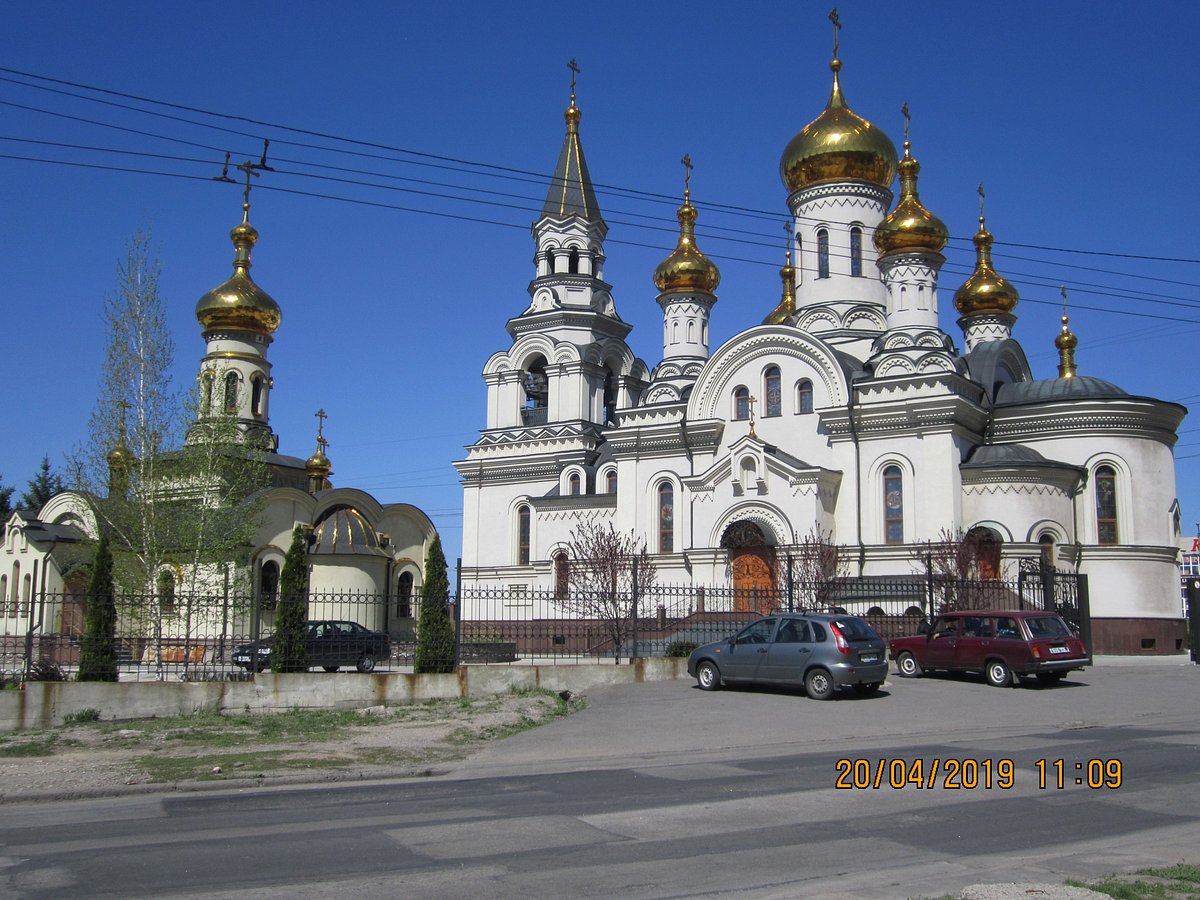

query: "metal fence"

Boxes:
[2, 568, 1089, 681]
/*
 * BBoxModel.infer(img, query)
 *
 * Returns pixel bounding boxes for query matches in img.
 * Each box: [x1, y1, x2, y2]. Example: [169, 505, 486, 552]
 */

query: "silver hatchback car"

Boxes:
[686, 613, 888, 700]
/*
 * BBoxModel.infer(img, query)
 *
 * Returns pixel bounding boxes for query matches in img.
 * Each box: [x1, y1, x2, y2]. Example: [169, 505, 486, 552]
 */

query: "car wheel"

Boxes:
[852, 682, 881, 696]
[896, 651, 922, 678]
[356, 652, 377, 673]
[1036, 672, 1066, 685]
[322, 666, 339, 673]
[805, 668, 835, 701]
[696, 660, 721, 691]
[985, 659, 1013, 688]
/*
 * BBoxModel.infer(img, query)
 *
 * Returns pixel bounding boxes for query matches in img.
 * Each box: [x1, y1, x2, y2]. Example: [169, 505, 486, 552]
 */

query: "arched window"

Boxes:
[1039, 534, 1056, 570]
[157, 569, 176, 616]
[733, 386, 750, 420]
[797, 380, 814, 415]
[200, 371, 214, 414]
[850, 226, 863, 277]
[259, 560, 279, 608]
[794, 232, 803, 284]
[545, 249, 556, 274]
[517, 505, 531, 565]
[20, 574, 31, 617]
[1096, 465, 1119, 544]
[817, 228, 830, 279]
[396, 571, 413, 618]
[523, 356, 548, 410]
[883, 465, 904, 544]
[0, 576, 7, 617]
[605, 470, 618, 494]
[658, 482, 674, 553]
[740, 457, 756, 491]
[568, 472, 581, 496]
[9, 563, 18, 617]
[223, 372, 239, 415]
[764, 366, 781, 417]
[251, 375, 264, 417]
[603, 369, 617, 425]
[554, 551, 569, 599]
[568, 248, 580, 274]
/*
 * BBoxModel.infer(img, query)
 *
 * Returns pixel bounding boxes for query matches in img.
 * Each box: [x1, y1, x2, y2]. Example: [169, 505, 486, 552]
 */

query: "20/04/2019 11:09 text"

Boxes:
[834, 758, 1123, 790]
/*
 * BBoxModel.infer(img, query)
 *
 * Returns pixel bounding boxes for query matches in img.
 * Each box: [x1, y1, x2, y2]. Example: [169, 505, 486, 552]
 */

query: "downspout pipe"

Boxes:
[847, 378, 866, 577]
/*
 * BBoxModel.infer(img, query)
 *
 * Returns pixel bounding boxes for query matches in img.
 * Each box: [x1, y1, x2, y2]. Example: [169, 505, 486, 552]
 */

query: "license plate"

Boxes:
[860, 655, 879, 663]
[1048, 646, 1069, 654]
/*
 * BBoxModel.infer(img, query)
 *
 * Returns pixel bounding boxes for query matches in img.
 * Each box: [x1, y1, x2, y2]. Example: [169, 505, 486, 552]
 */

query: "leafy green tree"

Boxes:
[271, 526, 309, 673]
[78, 536, 119, 682]
[21, 455, 66, 511]
[415, 534, 455, 674]
[0, 475, 13, 522]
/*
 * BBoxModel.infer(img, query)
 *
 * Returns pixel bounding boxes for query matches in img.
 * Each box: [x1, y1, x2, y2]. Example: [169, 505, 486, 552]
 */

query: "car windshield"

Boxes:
[830, 618, 878, 641]
[1025, 616, 1071, 639]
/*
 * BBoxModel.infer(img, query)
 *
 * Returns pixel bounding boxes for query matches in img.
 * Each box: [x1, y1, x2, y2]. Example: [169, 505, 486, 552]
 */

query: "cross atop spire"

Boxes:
[315, 408, 328, 448]
[236, 159, 259, 223]
[901, 101, 911, 150]
[829, 7, 841, 60]
[977, 182, 986, 228]
[681, 153, 693, 202]
[567, 58, 579, 104]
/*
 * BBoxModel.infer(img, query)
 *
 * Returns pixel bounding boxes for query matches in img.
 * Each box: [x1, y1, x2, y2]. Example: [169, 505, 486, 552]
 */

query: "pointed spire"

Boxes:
[541, 59, 602, 221]
[1056, 286, 1079, 378]
[653, 155, 720, 294]
[763, 221, 797, 325]
[953, 183, 1019, 317]
[827, 7, 845, 110]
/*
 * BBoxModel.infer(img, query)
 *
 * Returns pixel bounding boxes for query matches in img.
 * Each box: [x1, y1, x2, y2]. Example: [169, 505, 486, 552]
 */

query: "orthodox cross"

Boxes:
[315, 408, 329, 451]
[567, 58, 579, 102]
[1060, 285, 1069, 318]
[901, 101, 911, 147]
[748, 394, 758, 438]
[829, 8, 841, 58]
[977, 182, 986, 223]
[681, 153, 693, 202]
[784, 219, 793, 264]
[236, 159, 259, 219]
[116, 398, 130, 443]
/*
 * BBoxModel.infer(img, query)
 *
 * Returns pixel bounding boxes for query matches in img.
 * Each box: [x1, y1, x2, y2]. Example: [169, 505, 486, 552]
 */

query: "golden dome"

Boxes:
[953, 214, 1019, 316]
[874, 141, 947, 256]
[654, 198, 720, 294]
[195, 210, 281, 336]
[306, 446, 331, 476]
[762, 249, 797, 325]
[780, 59, 898, 193]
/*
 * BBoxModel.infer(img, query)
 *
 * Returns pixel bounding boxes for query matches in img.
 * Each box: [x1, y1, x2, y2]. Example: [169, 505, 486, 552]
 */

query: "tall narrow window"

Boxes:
[797, 379, 814, 415]
[259, 560, 279, 608]
[554, 551, 569, 599]
[517, 505, 531, 565]
[0, 576, 7, 617]
[223, 372, 239, 415]
[764, 366, 781, 417]
[733, 386, 750, 421]
[850, 226, 863, 277]
[568, 248, 580, 274]
[658, 482, 674, 553]
[1096, 465, 1119, 544]
[603, 369, 617, 425]
[568, 472, 581, 496]
[200, 371, 214, 414]
[397, 571, 413, 618]
[817, 228, 830, 279]
[251, 375, 263, 417]
[1039, 534, 1056, 570]
[605, 470, 618, 494]
[20, 574, 31, 617]
[157, 569, 176, 617]
[9, 563, 18, 617]
[883, 465, 904, 544]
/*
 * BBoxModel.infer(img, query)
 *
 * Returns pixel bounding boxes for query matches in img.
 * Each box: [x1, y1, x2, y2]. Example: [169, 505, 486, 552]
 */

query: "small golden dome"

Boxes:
[780, 59, 898, 193]
[874, 143, 947, 256]
[654, 199, 720, 294]
[195, 211, 281, 336]
[762, 250, 797, 325]
[953, 216, 1019, 316]
[306, 447, 331, 476]
[106, 443, 134, 467]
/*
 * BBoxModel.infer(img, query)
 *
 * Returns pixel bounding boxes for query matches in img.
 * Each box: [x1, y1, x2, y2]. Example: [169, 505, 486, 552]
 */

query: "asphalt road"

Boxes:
[1, 659, 1197, 899]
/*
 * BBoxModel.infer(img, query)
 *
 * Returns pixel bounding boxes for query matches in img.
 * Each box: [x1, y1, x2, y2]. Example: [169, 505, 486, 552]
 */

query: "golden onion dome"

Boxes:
[762, 248, 797, 325]
[106, 443, 134, 468]
[195, 209, 281, 336]
[874, 141, 947, 256]
[306, 446, 331, 477]
[953, 213, 1019, 316]
[654, 198, 720, 294]
[780, 59, 898, 193]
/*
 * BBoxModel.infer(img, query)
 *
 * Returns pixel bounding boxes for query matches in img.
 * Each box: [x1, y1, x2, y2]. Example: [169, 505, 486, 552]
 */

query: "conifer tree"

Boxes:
[21, 456, 66, 511]
[78, 535, 119, 681]
[271, 526, 309, 673]
[415, 534, 455, 674]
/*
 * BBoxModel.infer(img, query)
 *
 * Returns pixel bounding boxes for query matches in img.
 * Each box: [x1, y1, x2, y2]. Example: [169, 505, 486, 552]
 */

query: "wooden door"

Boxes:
[732, 548, 776, 615]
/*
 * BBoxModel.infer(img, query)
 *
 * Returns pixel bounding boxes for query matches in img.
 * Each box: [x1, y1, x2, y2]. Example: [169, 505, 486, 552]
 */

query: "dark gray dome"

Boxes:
[995, 376, 1128, 405]
[962, 443, 1080, 473]
[311, 505, 387, 556]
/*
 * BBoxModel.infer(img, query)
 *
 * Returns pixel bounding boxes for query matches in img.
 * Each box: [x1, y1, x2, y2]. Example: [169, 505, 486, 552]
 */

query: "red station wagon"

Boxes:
[888, 609, 1088, 688]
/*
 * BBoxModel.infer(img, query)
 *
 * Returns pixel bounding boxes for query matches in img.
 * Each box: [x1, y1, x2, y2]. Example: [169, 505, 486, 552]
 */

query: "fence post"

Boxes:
[250, 575, 262, 677]
[453, 557, 463, 668]
[630, 556, 639, 661]
[925, 552, 935, 620]
[786, 554, 794, 612]
[1076, 573, 1093, 664]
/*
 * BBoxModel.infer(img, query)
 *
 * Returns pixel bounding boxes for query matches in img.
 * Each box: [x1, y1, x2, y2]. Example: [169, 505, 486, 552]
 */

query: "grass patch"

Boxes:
[63, 708, 101, 725]
[1070, 863, 1200, 899]
[0, 736, 62, 757]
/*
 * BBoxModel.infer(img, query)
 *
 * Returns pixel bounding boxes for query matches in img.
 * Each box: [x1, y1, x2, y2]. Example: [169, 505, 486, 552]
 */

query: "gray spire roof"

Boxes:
[541, 106, 603, 222]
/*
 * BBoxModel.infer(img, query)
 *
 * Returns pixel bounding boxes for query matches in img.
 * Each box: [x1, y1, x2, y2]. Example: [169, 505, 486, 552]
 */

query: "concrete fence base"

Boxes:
[1, 658, 692, 731]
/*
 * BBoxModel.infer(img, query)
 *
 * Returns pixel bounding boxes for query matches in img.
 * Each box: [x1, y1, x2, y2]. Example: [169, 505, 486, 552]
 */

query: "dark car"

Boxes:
[232, 620, 391, 673]
[888, 609, 1088, 687]
[686, 613, 888, 700]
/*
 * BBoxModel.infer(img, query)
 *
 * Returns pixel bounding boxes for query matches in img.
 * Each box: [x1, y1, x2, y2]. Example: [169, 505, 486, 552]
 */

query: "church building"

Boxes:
[455, 39, 1187, 654]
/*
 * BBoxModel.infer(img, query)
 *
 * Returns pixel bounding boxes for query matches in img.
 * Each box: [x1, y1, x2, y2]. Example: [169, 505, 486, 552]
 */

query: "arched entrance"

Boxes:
[721, 520, 777, 615]
[967, 526, 1002, 579]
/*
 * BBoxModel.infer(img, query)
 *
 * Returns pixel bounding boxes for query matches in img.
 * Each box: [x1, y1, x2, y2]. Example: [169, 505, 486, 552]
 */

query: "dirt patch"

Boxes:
[0, 690, 582, 802]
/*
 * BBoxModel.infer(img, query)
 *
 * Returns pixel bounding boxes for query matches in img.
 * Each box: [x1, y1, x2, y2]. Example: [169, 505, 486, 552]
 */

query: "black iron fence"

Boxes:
[1, 568, 1088, 680]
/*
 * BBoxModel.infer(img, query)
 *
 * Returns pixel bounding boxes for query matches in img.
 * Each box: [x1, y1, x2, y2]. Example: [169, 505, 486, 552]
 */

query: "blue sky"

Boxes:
[3, 1, 1200, 553]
